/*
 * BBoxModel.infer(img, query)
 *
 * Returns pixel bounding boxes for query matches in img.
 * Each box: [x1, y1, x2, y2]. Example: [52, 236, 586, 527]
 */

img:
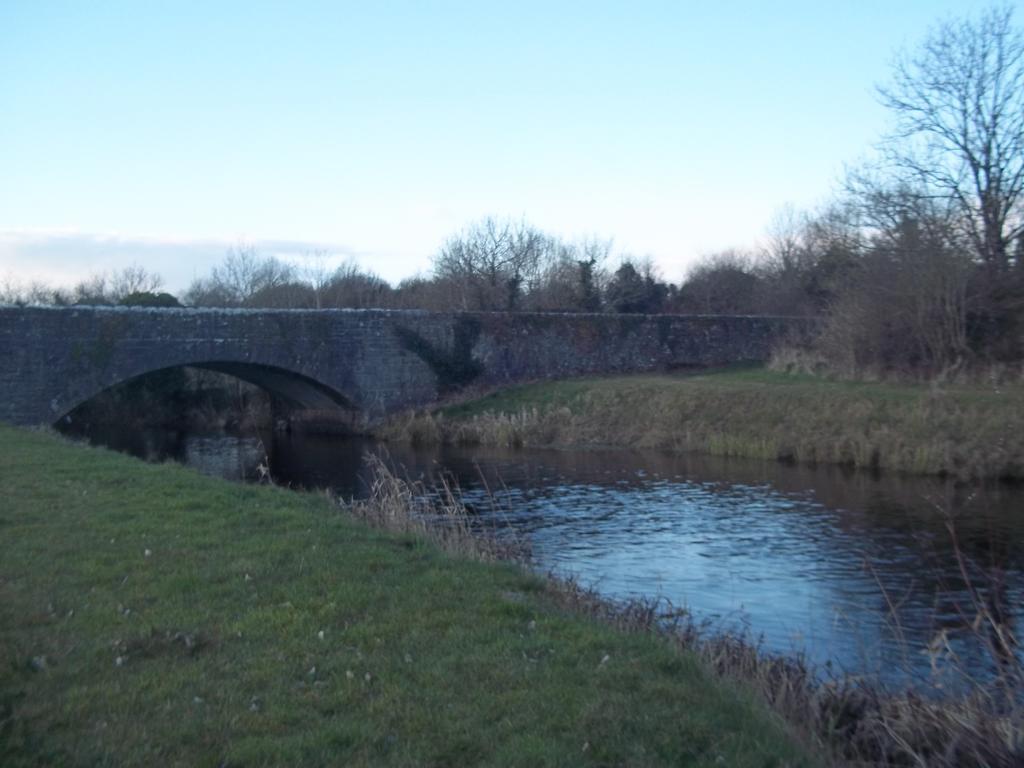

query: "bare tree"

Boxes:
[761, 204, 805, 276]
[64, 265, 163, 305]
[432, 217, 552, 310]
[758, 206, 818, 315]
[109, 263, 163, 301]
[322, 260, 393, 308]
[678, 250, 762, 315]
[525, 236, 611, 312]
[1, 266, 167, 307]
[302, 250, 333, 309]
[71, 273, 111, 305]
[392, 275, 453, 311]
[878, 5, 1024, 271]
[804, 187, 975, 375]
[185, 245, 296, 306]
[0, 277, 64, 306]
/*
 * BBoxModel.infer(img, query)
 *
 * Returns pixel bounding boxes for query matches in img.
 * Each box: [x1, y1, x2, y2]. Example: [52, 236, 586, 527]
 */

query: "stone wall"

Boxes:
[0, 306, 804, 426]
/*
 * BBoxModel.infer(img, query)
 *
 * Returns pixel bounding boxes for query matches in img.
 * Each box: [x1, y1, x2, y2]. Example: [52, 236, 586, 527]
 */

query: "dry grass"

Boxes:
[768, 345, 1024, 387]
[376, 368, 1024, 480]
[345, 453, 528, 563]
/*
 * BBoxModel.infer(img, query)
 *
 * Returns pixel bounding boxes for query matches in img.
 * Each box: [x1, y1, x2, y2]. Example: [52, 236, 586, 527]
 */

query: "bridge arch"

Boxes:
[52, 360, 357, 427]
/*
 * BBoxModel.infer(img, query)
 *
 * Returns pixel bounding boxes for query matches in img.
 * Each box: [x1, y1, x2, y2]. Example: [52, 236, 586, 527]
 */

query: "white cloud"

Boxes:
[0, 230, 369, 295]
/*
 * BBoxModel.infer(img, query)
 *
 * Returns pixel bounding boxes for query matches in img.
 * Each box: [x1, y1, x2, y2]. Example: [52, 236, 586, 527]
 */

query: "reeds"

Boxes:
[345, 453, 527, 563]
[375, 370, 1024, 480]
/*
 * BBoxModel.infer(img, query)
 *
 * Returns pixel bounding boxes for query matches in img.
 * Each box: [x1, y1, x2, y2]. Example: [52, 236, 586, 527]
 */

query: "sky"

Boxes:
[0, 0, 1005, 294]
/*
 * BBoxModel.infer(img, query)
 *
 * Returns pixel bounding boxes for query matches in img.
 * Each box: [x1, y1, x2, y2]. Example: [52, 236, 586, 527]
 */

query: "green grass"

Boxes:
[383, 367, 1024, 480]
[0, 424, 812, 767]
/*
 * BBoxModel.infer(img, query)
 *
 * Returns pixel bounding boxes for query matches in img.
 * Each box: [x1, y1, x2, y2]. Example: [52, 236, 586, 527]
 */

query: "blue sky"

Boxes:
[0, 1, 1001, 292]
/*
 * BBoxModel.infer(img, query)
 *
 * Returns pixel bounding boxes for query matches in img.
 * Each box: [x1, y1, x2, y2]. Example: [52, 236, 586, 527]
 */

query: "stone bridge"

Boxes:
[0, 306, 802, 427]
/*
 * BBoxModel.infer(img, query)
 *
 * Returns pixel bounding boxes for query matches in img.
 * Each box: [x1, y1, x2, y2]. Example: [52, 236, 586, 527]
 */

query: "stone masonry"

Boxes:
[0, 306, 803, 426]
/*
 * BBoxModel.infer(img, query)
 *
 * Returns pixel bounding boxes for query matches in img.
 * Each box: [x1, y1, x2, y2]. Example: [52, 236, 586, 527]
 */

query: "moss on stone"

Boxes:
[394, 316, 484, 393]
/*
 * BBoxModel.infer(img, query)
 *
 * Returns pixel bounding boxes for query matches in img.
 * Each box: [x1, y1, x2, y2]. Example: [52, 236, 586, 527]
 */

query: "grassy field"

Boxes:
[380, 367, 1024, 480]
[0, 424, 812, 767]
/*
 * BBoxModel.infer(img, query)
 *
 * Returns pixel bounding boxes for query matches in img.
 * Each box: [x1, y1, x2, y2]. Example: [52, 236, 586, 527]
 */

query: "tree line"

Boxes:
[3, 6, 1022, 377]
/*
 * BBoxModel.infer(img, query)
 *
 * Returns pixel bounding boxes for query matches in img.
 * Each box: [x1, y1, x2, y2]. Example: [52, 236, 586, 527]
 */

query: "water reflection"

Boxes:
[71, 425, 1024, 689]
[74, 425, 268, 482]
[182, 436, 267, 481]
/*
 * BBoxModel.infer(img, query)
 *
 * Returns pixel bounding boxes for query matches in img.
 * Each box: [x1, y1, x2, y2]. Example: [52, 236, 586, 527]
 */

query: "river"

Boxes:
[68, 423, 1024, 691]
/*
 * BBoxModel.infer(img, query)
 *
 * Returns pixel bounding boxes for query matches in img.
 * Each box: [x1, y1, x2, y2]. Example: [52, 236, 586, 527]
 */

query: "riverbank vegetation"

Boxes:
[377, 367, 1024, 481]
[0, 424, 812, 767]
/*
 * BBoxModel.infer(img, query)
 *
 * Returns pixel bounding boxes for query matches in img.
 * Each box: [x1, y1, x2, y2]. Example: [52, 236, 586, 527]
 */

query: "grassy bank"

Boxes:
[0, 424, 811, 767]
[378, 368, 1024, 480]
